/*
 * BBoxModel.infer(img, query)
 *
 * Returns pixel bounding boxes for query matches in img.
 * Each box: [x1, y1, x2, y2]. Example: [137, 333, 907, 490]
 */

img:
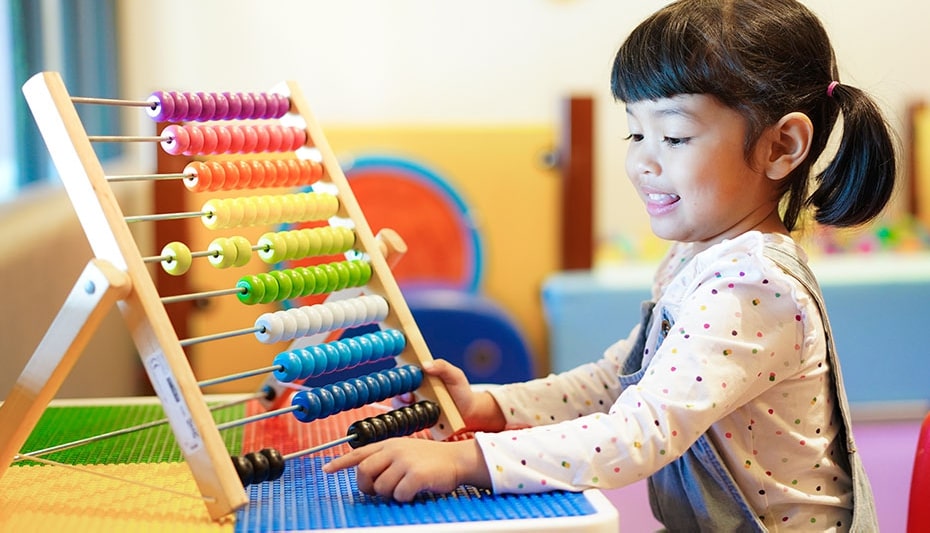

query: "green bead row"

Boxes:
[236, 260, 373, 305]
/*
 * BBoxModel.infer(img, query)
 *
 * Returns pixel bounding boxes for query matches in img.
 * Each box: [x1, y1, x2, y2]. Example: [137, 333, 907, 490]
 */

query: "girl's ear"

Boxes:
[763, 112, 813, 181]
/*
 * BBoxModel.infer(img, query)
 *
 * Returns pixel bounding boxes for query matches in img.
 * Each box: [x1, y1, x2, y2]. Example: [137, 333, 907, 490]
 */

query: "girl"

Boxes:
[325, 0, 896, 530]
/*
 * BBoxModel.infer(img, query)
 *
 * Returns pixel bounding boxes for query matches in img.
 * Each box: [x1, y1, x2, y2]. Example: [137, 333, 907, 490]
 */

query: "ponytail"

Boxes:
[807, 83, 897, 228]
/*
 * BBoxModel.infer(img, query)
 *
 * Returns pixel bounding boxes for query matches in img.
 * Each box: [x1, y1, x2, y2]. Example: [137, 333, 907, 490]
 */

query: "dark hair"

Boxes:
[610, 0, 897, 231]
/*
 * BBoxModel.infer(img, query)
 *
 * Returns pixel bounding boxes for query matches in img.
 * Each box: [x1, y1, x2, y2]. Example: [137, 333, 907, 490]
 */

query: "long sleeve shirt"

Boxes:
[475, 231, 853, 529]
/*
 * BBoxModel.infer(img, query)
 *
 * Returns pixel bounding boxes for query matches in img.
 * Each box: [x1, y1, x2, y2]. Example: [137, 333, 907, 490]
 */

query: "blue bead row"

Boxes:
[272, 329, 406, 383]
[290, 364, 424, 423]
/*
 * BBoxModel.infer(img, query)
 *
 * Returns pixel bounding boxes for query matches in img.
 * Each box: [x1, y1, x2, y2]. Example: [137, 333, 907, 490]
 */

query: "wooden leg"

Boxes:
[0, 259, 131, 480]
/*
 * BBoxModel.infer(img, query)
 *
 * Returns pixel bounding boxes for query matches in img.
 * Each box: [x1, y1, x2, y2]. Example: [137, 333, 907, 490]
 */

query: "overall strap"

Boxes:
[763, 241, 878, 531]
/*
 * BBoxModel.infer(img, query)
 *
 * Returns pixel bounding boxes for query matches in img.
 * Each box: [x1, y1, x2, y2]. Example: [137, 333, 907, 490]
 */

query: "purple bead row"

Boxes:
[146, 90, 290, 122]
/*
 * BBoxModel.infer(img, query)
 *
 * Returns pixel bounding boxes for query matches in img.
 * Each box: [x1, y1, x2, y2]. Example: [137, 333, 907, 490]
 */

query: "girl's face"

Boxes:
[624, 94, 787, 252]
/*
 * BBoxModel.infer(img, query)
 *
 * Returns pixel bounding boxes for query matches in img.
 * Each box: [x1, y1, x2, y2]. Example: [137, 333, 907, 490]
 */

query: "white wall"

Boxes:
[117, 0, 930, 249]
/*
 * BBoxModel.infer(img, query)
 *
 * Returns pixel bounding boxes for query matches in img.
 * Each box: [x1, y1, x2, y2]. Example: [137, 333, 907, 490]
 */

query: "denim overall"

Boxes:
[618, 242, 878, 532]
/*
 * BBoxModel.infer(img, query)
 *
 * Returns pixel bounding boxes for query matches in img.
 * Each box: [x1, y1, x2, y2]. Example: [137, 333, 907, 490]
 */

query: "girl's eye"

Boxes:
[663, 136, 690, 146]
[624, 134, 644, 142]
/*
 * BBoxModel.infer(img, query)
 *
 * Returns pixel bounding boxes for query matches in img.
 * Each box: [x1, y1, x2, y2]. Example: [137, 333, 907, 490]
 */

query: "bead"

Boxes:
[318, 227, 335, 255]
[304, 228, 323, 256]
[198, 92, 216, 121]
[146, 91, 173, 121]
[335, 340, 354, 369]
[185, 92, 203, 122]
[327, 300, 346, 329]
[252, 126, 270, 154]
[337, 300, 358, 327]
[406, 364, 424, 389]
[268, 270, 293, 302]
[349, 298, 370, 327]
[314, 388, 335, 418]
[296, 348, 315, 379]
[293, 230, 312, 260]
[184, 124, 205, 155]
[278, 310, 298, 340]
[160, 241, 192, 276]
[284, 268, 304, 298]
[236, 275, 264, 305]
[355, 335, 373, 362]
[169, 91, 188, 121]
[332, 262, 351, 290]
[307, 345, 327, 378]
[363, 375, 381, 402]
[343, 338, 363, 368]
[261, 448, 286, 483]
[183, 161, 210, 192]
[325, 383, 347, 412]
[238, 92, 255, 120]
[282, 231, 300, 260]
[160, 124, 188, 155]
[395, 366, 413, 393]
[348, 420, 376, 448]
[200, 199, 222, 229]
[231, 235, 252, 267]
[317, 304, 335, 332]
[273, 350, 303, 382]
[236, 126, 260, 154]
[291, 390, 321, 422]
[254, 313, 284, 343]
[377, 330, 395, 355]
[297, 267, 315, 297]
[387, 329, 406, 354]
[232, 454, 254, 486]
[266, 127, 283, 154]
[291, 306, 310, 336]
[213, 92, 230, 120]
[207, 237, 238, 268]
[320, 343, 341, 374]
[252, 93, 268, 121]
[303, 306, 324, 336]
[257, 272, 279, 304]
[349, 377, 370, 405]
[223, 91, 242, 119]
[257, 232, 286, 264]
[368, 333, 385, 358]
[226, 197, 246, 227]
[246, 450, 270, 483]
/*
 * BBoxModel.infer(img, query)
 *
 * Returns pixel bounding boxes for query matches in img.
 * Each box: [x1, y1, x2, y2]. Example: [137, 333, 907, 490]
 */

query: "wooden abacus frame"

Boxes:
[0, 71, 464, 520]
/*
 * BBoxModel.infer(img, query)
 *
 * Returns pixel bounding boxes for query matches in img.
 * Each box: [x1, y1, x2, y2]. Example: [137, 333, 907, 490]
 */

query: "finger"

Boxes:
[392, 473, 425, 503]
[322, 446, 374, 473]
[425, 359, 468, 386]
[390, 391, 416, 408]
[371, 461, 408, 500]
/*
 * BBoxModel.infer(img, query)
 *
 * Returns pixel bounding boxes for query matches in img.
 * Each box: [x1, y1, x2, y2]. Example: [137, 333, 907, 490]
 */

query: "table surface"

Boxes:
[0, 395, 618, 532]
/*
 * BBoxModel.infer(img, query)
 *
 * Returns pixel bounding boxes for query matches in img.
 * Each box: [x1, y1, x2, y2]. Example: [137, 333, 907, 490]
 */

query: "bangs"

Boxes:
[610, 5, 738, 105]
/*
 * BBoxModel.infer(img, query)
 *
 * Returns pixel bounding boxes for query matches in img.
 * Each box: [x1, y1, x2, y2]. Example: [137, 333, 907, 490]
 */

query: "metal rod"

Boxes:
[282, 435, 357, 461]
[197, 365, 282, 389]
[179, 326, 262, 347]
[13, 394, 262, 460]
[215, 405, 300, 431]
[71, 96, 153, 108]
[106, 172, 187, 183]
[161, 287, 245, 305]
[125, 211, 207, 223]
[88, 135, 165, 143]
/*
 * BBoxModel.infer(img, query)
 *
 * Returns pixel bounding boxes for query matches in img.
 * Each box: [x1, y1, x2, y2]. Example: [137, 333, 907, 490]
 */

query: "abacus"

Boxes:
[0, 71, 465, 521]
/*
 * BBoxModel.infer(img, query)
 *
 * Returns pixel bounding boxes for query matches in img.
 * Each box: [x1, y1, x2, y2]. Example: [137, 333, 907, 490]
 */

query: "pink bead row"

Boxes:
[183, 160, 323, 192]
[160, 124, 307, 156]
[146, 91, 290, 122]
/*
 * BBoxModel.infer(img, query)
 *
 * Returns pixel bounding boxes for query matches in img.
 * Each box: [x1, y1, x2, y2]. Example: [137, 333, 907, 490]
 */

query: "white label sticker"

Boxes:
[144, 351, 203, 455]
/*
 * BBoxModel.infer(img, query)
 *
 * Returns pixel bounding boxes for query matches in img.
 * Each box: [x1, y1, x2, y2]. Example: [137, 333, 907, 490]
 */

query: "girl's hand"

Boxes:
[398, 359, 506, 432]
[322, 438, 490, 502]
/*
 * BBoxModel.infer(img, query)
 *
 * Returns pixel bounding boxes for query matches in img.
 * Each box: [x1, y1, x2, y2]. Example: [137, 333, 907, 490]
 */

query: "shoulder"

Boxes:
[663, 232, 810, 307]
